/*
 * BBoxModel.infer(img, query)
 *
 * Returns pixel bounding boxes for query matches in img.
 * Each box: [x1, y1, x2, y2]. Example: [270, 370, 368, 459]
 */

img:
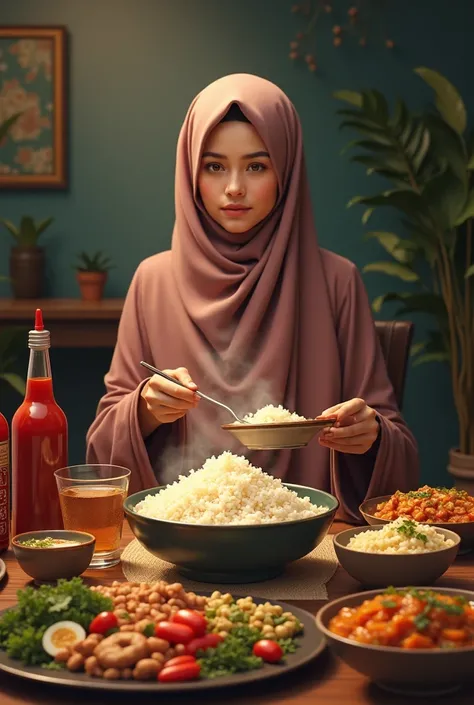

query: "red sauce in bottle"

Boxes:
[0, 412, 9, 553]
[11, 309, 68, 535]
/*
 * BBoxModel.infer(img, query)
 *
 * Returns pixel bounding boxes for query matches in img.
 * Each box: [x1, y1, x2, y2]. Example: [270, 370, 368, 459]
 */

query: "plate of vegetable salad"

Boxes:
[0, 578, 325, 691]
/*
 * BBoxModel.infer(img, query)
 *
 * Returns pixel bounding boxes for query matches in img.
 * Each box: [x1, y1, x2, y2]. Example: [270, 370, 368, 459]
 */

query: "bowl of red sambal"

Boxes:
[316, 586, 474, 696]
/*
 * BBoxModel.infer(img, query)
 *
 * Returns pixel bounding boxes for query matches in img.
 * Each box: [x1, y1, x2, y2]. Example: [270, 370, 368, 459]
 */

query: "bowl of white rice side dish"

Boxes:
[124, 451, 338, 583]
[222, 404, 336, 450]
[334, 518, 460, 587]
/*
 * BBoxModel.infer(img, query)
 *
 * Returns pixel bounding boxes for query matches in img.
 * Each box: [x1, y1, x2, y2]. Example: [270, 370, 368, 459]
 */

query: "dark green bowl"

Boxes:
[124, 484, 338, 583]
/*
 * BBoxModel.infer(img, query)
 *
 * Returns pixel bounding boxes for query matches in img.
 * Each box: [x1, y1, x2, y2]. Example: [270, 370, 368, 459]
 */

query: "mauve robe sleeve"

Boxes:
[331, 264, 420, 523]
[86, 264, 175, 494]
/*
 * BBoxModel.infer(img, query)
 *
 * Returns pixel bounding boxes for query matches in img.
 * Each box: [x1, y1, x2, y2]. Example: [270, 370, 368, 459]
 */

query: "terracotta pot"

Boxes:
[76, 271, 107, 302]
[9, 246, 44, 299]
[447, 448, 474, 494]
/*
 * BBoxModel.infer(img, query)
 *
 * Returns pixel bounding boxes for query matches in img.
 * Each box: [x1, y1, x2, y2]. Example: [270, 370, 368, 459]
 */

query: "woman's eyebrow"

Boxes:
[201, 150, 270, 159]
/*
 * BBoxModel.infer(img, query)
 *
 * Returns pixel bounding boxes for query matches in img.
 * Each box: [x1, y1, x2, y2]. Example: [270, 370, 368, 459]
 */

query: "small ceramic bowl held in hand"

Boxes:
[333, 524, 460, 588]
[12, 530, 96, 584]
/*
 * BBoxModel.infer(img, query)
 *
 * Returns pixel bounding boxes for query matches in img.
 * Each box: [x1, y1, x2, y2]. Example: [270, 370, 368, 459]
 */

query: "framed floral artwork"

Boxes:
[0, 26, 67, 189]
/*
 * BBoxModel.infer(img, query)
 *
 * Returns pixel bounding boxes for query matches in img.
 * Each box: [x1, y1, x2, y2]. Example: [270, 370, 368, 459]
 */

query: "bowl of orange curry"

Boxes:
[359, 486, 474, 553]
[316, 586, 474, 696]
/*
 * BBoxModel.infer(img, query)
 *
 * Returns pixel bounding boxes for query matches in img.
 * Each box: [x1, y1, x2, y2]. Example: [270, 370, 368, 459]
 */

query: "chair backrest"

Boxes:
[374, 320, 414, 411]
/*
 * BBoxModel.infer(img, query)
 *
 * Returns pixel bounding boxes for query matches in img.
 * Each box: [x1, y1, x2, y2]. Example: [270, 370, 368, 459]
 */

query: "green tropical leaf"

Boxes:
[465, 264, 474, 279]
[362, 208, 374, 224]
[423, 113, 467, 184]
[412, 351, 450, 366]
[363, 261, 419, 281]
[410, 341, 426, 356]
[351, 153, 407, 174]
[415, 67, 467, 135]
[422, 169, 466, 229]
[395, 293, 447, 319]
[454, 187, 474, 226]
[333, 90, 363, 107]
[361, 89, 389, 124]
[364, 231, 415, 263]
[0, 372, 25, 396]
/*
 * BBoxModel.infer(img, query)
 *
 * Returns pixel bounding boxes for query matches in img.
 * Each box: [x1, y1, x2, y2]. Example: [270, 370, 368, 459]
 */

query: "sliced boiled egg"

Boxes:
[42, 621, 86, 657]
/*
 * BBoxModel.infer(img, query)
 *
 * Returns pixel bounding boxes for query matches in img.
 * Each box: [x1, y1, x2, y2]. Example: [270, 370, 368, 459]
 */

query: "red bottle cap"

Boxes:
[34, 308, 44, 331]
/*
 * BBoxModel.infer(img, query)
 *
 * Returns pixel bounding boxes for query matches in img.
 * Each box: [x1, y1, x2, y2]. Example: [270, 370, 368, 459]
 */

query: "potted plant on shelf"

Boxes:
[0, 326, 26, 397]
[0, 216, 54, 299]
[73, 251, 114, 302]
[334, 67, 474, 489]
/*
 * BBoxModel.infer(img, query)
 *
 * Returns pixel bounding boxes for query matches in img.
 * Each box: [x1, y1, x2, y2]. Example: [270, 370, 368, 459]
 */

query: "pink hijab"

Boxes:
[87, 73, 419, 521]
[169, 73, 340, 480]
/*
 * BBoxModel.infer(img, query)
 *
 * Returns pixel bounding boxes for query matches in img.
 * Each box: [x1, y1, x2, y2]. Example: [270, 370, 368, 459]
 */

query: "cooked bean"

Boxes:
[147, 637, 169, 654]
[67, 653, 84, 671]
[54, 648, 71, 663]
[133, 658, 160, 680]
[104, 668, 121, 680]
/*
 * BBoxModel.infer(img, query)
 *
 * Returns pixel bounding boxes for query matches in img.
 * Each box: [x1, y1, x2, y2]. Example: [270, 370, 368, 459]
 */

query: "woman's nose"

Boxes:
[225, 173, 246, 198]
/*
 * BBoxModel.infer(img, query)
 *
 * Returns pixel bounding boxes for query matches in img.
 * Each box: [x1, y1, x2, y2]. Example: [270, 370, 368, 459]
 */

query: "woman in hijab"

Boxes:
[86, 73, 419, 522]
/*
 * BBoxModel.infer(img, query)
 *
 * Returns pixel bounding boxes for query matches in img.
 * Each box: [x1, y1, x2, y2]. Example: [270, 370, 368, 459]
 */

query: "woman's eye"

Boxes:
[205, 163, 223, 173]
[248, 163, 266, 172]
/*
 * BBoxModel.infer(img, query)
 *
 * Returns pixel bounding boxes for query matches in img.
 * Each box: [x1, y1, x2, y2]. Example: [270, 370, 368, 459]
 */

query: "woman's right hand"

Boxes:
[138, 367, 199, 435]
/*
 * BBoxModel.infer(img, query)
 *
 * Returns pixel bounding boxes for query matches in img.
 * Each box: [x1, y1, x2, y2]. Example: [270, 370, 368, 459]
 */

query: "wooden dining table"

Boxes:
[1, 520, 473, 705]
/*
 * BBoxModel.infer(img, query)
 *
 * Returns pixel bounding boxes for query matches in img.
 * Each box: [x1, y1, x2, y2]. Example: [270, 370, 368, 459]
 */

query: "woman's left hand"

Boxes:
[317, 398, 379, 454]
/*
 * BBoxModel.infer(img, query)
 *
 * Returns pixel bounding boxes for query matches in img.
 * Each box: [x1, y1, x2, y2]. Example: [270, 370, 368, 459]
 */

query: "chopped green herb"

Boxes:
[19, 537, 79, 548]
[414, 614, 430, 631]
[0, 578, 112, 666]
[142, 623, 155, 637]
[197, 626, 263, 679]
[277, 637, 299, 654]
[273, 616, 287, 626]
[42, 661, 66, 671]
[396, 519, 428, 543]
[406, 491, 431, 499]
[381, 600, 397, 609]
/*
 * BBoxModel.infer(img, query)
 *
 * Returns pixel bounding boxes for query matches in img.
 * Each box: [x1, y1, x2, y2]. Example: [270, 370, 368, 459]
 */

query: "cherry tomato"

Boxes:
[186, 633, 224, 655]
[158, 661, 201, 682]
[155, 621, 194, 644]
[164, 655, 197, 668]
[88, 611, 118, 635]
[171, 609, 207, 637]
[253, 639, 283, 663]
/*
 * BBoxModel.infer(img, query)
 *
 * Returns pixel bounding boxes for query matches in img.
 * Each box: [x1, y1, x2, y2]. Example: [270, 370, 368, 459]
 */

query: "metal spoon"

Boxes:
[139, 361, 248, 424]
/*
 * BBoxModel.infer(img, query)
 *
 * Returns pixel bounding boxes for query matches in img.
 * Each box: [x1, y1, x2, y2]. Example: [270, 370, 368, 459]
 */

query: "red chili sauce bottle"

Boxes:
[12, 309, 68, 535]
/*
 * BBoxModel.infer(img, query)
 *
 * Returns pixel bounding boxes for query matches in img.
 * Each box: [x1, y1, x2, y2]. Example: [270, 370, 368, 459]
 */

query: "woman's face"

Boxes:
[198, 121, 278, 234]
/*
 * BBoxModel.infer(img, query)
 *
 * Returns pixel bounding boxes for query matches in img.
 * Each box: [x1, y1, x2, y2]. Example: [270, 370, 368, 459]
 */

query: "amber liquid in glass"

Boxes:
[59, 486, 125, 552]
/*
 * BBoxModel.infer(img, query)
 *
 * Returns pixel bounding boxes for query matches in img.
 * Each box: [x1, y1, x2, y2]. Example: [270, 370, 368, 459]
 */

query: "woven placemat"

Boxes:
[121, 536, 338, 600]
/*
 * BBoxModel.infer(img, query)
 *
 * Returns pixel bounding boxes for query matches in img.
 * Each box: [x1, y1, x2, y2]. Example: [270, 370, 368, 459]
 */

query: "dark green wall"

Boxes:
[1, 0, 470, 483]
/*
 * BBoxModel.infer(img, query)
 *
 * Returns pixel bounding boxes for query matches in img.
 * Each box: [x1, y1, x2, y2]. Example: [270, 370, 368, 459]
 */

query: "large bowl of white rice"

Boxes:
[334, 519, 460, 587]
[124, 452, 338, 583]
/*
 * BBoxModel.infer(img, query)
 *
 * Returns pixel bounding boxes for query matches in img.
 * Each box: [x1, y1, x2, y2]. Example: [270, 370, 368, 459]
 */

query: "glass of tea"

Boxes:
[54, 464, 131, 569]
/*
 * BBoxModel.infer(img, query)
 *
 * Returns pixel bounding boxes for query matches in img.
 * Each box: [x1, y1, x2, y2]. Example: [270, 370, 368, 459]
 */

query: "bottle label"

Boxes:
[0, 440, 8, 538]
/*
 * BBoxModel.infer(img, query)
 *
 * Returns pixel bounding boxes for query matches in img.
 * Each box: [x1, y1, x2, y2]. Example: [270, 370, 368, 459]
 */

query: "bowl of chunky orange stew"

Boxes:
[359, 486, 474, 553]
[316, 587, 474, 696]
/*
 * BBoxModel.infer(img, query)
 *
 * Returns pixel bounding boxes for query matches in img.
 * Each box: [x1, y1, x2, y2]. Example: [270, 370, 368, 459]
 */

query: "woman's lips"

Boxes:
[221, 206, 251, 217]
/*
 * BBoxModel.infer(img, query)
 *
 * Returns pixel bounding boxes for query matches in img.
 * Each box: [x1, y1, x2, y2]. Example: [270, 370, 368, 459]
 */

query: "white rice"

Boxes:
[135, 451, 327, 525]
[347, 517, 455, 554]
[239, 404, 307, 424]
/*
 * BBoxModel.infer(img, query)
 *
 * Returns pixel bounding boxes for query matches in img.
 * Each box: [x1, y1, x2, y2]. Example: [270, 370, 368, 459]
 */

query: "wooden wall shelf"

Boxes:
[0, 298, 124, 347]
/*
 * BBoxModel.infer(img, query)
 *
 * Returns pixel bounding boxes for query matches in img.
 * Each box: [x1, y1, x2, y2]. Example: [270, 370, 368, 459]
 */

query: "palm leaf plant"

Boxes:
[334, 68, 474, 457]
